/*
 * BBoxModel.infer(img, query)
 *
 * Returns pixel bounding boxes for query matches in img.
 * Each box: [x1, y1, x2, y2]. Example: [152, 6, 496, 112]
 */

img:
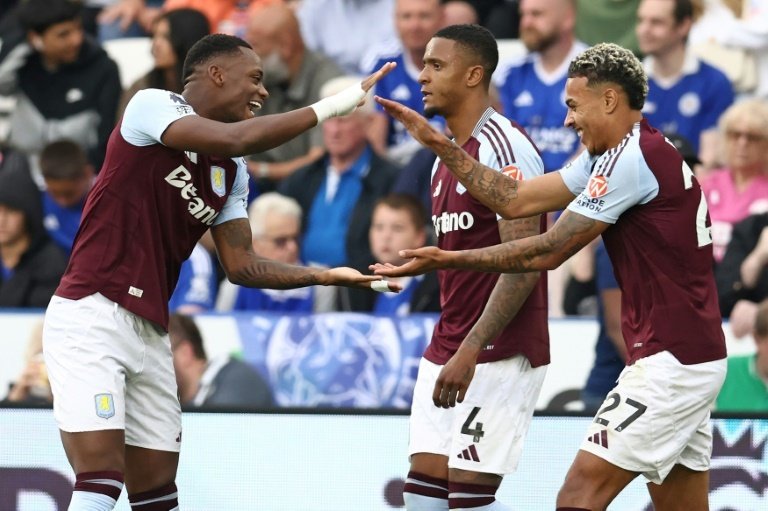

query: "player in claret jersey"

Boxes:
[43, 34, 396, 511]
[379, 25, 549, 511]
[375, 42, 727, 510]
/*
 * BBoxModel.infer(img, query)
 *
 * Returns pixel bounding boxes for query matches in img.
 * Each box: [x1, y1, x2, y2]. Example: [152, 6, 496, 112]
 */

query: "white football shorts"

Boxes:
[43, 293, 182, 452]
[409, 355, 547, 475]
[580, 350, 727, 484]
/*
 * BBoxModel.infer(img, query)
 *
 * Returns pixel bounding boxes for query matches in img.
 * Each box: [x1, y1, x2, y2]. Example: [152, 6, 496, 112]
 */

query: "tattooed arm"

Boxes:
[372, 211, 609, 279]
[432, 215, 544, 408]
[212, 218, 392, 290]
[376, 96, 576, 219]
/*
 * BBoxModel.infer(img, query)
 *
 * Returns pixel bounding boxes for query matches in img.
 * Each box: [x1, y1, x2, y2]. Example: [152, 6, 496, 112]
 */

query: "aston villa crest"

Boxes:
[211, 166, 226, 197]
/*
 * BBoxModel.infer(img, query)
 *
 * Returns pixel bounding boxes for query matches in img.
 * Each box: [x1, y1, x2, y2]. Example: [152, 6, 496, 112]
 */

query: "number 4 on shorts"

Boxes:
[461, 407, 485, 443]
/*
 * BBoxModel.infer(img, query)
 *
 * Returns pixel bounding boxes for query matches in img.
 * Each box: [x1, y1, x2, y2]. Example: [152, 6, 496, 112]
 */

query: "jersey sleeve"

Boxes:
[476, 120, 544, 220]
[565, 146, 659, 224]
[476, 127, 544, 179]
[558, 150, 593, 195]
[213, 158, 249, 226]
[120, 88, 196, 147]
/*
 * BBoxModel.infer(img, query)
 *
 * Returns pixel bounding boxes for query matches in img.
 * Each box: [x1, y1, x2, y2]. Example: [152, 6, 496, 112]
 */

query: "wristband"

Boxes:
[257, 162, 269, 178]
[310, 82, 367, 123]
[371, 280, 391, 293]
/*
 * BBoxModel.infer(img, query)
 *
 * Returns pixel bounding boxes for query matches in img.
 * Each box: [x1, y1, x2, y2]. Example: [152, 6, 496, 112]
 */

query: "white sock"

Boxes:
[68, 491, 118, 511]
[405, 492, 450, 511]
[68, 471, 123, 511]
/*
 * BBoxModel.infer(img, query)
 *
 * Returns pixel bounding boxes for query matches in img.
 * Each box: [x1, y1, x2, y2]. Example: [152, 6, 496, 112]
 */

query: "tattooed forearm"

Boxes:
[450, 213, 600, 274]
[212, 219, 320, 289]
[434, 138, 519, 211]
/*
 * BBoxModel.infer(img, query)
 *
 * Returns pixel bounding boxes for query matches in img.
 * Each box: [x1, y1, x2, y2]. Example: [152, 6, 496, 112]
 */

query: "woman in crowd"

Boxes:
[700, 98, 768, 262]
[117, 7, 210, 117]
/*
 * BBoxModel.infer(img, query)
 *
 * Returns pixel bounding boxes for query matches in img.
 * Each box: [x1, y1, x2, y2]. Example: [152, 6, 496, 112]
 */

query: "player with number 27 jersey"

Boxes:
[560, 118, 725, 366]
[560, 118, 726, 484]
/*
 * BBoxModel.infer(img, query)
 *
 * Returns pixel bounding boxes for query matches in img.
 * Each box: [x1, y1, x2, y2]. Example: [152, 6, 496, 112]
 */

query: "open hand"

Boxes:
[320, 267, 402, 292]
[432, 350, 478, 408]
[375, 96, 447, 147]
[97, 0, 144, 31]
[369, 246, 448, 277]
[362, 62, 397, 92]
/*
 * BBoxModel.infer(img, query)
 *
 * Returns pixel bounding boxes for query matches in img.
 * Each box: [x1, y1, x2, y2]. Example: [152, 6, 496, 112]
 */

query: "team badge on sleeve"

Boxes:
[502, 164, 523, 181]
[95, 393, 115, 419]
[211, 166, 226, 197]
[587, 175, 609, 198]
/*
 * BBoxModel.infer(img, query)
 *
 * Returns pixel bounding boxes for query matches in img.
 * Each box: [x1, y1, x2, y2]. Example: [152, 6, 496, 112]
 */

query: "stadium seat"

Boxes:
[103, 37, 154, 90]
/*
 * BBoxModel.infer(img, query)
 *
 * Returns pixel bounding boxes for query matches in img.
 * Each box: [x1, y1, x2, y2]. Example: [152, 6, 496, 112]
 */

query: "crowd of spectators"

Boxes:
[2, 0, 768, 411]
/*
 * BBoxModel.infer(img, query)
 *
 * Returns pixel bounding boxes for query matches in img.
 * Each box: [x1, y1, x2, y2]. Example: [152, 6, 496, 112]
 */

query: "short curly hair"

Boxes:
[182, 34, 252, 83]
[568, 43, 648, 111]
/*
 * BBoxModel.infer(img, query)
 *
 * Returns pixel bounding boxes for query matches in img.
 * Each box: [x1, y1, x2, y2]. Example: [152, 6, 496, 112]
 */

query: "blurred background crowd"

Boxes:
[1, 0, 768, 413]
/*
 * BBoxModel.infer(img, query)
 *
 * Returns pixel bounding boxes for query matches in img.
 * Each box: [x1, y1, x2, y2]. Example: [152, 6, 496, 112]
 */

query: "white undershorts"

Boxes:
[409, 355, 547, 475]
[580, 350, 727, 484]
[43, 293, 182, 452]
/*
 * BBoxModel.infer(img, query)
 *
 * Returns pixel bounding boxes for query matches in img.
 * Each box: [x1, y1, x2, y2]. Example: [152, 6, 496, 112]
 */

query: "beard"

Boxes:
[521, 29, 559, 53]
[424, 105, 440, 118]
[262, 51, 291, 87]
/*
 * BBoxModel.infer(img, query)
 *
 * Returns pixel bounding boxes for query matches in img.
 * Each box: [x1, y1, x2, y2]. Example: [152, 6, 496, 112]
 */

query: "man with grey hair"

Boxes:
[216, 192, 314, 312]
[374, 41, 727, 509]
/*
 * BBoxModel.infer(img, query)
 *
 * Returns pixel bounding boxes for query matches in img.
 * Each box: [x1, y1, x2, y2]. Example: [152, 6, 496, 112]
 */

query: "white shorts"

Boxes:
[409, 355, 547, 475]
[43, 293, 182, 452]
[580, 350, 727, 484]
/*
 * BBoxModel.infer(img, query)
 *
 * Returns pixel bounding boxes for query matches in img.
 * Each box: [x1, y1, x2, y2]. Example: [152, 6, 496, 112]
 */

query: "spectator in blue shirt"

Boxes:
[39, 139, 95, 255]
[368, 194, 440, 315]
[362, 0, 446, 164]
[636, 0, 734, 171]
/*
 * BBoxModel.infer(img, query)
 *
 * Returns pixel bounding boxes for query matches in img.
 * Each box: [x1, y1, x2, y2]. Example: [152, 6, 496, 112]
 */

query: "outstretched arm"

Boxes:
[372, 210, 609, 277]
[432, 215, 543, 408]
[376, 96, 575, 219]
[212, 218, 399, 291]
[161, 62, 396, 157]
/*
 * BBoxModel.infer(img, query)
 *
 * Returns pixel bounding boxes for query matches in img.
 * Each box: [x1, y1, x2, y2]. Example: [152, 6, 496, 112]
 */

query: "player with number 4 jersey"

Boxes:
[374, 42, 727, 510]
[379, 25, 549, 511]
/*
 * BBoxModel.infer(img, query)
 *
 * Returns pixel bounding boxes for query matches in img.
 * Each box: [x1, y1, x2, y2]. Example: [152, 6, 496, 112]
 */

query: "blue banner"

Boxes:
[235, 312, 438, 408]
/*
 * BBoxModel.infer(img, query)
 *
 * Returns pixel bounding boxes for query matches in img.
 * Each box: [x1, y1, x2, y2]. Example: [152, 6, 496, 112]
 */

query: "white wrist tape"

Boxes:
[310, 82, 367, 123]
[370, 280, 391, 293]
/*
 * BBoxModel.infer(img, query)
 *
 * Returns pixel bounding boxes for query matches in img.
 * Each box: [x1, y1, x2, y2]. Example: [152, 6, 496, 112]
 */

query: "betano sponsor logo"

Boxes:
[432, 211, 474, 238]
[165, 165, 220, 226]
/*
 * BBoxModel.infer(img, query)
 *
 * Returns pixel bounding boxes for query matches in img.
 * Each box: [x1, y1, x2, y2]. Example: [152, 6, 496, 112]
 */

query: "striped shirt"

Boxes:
[426, 108, 550, 367]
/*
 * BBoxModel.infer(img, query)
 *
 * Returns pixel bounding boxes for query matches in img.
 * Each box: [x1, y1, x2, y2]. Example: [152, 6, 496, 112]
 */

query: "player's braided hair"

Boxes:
[568, 43, 648, 111]
[182, 33, 252, 84]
